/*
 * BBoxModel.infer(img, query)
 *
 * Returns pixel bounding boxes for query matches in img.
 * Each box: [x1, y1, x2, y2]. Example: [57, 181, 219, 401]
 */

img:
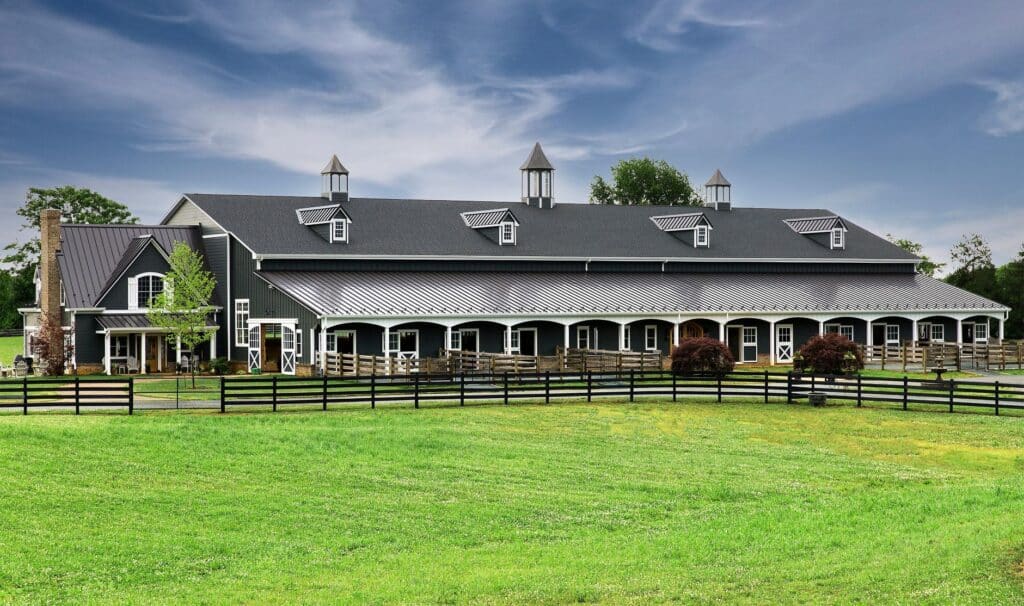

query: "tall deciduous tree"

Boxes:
[885, 234, 944, 277]
[3, 186, 137, 268]
[590, 158, 701, 206]
[147, 242, 216, 387]
[996, 244, 1024, 338]
[946, 233, 999, 311]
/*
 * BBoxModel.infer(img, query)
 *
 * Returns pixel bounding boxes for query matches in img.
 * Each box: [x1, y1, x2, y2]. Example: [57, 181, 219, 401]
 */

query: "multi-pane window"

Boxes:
[931, 324, 945, 342]
[500, 222, 516, 245]
[449, 329, 461, 351]
[824, 323, 840, 334]
[743, 327, 757, 345]
[645, 325, 658, 351]
[331, 220, 348, 243]
[975, 322, 988, 341]
[623, 325, 631, 350]
[326, 331, 337, 352]
[576, 326, 590, 349]
[294, 327, 302, 357]
[839, 325, 854, 341]
[137, 274, 164, 308]
[234, 299, 250, 346]
[831, 228, 844, 249]
[885, 324, 900, 344]
[695, 225, 709, 247]
[111, 335, 129, 357]
[509, 329, 520, 352]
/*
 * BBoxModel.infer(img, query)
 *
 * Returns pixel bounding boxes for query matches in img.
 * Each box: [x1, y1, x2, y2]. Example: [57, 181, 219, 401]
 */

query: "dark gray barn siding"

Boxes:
[98, 246, 170, 309]
[203, 235, 230, 357]
[74, 313, 104, 364]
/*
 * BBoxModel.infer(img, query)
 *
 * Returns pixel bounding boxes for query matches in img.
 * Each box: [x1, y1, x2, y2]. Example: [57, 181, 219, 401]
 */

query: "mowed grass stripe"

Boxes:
[0, 401, 1022, 604]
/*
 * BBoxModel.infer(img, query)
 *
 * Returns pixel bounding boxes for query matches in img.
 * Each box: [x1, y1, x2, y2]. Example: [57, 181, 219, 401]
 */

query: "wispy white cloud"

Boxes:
[629, 0, 769, 52]
[978, 79, 1024, 136]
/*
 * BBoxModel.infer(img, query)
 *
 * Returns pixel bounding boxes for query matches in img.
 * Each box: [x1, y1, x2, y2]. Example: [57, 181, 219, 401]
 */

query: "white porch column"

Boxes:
[176, 336, 182, 365]
[769, 320, 776, 366]
[140, 332, 147, 374]
[157, 335, 163, 372]
[383, 326, 391, 357]
[718, 321, 725, 342]
[319, 326, 328, 373]
[104, 332, 111, 375]
[618, 323, 626, 351]
[956, 318, 963, 345]
[445, 326, 453, 351]
[672, 323, 679, 348]
[911, 318, 919, 345]
[563, 324, 570, 351]
[504, 325, 513, 354]
[210, 332, 217, 359]
[999, 317, 1005, 342]
[818, 319, 825, 336]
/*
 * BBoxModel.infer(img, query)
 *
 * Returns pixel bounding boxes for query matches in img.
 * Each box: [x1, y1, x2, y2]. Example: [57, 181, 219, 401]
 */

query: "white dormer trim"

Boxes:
[695, 224, 710, 248]
[830, 227, 845, 250]
[128, 272, 166, 311]
[499, 221, 517, 246]
[330, 219, 349, 244]
[650, 212, 713, 234]
[461, 208, 520, 229]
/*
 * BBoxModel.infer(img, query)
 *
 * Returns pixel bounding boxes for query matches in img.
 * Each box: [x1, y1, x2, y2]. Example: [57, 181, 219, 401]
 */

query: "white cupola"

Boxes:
[321, 155, 349, 202]
[703, 169, 731, 211]
[520, 142, 554, 209]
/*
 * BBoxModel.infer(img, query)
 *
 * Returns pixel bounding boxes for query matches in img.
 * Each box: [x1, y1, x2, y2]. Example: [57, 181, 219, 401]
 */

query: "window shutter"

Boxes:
[127, 277, 138, 310]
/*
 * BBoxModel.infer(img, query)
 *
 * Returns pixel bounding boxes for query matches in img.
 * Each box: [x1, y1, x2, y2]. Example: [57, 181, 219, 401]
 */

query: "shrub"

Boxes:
[796, 333, 864, 375]
[209, 357, 230, 375]
[670, 337, 735, 375]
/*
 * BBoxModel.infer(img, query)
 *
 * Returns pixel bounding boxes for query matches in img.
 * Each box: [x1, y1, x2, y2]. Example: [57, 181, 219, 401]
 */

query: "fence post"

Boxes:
[370, 374, 376, 409]
[322, 374, 328, 411]
[856, 374, 862, 407]
[128, 377, 134, 415]
[629, 369, 635, 403]
[672, 371, 677, 403]
[901, 343, 907, 372]
[811, 373, 816, 393]
[545, 370, 551, 404]
[459, 372, 465, 406]
[75, 376, 81, 415]
[902, 376, 908, 411]
[587, 371, 593, 403]
[948, 378, 954, 413]
[220, 376, 225, 413]
[994, 381, 1000, 416]
[786, 371, 793, 403]
[414, 374, 420, 409]
[764, 369, 769, 404]
[503, 371, 509, 406]
[272, 375, 277, 412]
[716, 374, 722, 403]
[22, 376, 28, 415]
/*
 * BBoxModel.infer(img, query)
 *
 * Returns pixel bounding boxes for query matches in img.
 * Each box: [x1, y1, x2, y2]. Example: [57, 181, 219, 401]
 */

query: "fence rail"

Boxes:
[0, 377, 133, 414]
[220, 370, 1024, 417]
[862, 341, 1024, 372]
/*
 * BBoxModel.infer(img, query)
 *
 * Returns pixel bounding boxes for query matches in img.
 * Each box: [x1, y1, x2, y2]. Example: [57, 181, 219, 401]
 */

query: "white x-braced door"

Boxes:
[776, 324, 794, 364]
[247, 325, 261, 372]
[281, 324, 296, 375]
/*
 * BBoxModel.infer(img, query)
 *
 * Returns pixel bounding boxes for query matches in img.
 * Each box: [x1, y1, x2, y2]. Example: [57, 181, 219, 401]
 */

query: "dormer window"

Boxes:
[128, 272, 164, 310]
[695, 225, 710, 247]
[500, 221, 516, 245]
[831, 227, 844, 250]
[330, 219, 348, 244]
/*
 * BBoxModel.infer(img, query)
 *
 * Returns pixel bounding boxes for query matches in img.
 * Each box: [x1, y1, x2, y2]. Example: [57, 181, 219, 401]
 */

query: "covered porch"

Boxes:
[97, 314, 218, 375]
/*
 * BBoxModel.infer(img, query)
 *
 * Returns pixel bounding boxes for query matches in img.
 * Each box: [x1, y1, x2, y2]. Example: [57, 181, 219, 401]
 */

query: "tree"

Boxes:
[31, 312, 74, 376]
[3, 186, 137, 269]
[670, 337, 735, 375]
[885, 234, 944, 277]
[590, 158, 701, 206]
[796, 333, 863, 375]
[147, 242, 217, 387]
[945, 233, 998, 301]
[996, 244, 1024, 339]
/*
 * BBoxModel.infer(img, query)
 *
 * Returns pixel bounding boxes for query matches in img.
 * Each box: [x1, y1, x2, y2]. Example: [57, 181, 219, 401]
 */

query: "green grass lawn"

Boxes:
[0, 335, 22, 366]
[1, 402, 1023, 604]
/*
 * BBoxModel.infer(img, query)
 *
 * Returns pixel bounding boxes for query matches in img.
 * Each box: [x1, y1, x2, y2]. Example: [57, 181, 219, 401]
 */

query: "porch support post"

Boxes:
[104, 332, 111, 375]
[383, 325, 391, 357]
[157, 335, 163, 372]
[446, 326, 453, 351]
[998, 317, 1005, 341]
[866, 320, 873, 348]
[504, 325, 513, 355]
[672, 323, 679, 349]
[956, 318, 963, 345]
[319, 325, 328, 373]
[210, 332, 216, 359]
[818, 319, 825, 336]
[140, 332, 147, 374]
[563, 324, 570, 351]
[769, 320, 776, 366]
[911, 318, 918, 345]
[176, 336, 182, 365]
[618, 323, 626, 351]
[718, 321, 725, 342]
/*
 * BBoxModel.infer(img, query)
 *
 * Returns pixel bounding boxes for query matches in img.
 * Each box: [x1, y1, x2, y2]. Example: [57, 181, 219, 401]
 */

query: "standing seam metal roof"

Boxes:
[650, 213, 710, 232]
[785, 216, 845, 234]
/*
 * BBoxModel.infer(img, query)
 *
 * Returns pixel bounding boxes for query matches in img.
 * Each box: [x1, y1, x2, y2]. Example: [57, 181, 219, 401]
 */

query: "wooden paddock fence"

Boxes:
[219, 370, 1024, 417]
[0, 377, 134, 414]
[862, 341, 1024, 372]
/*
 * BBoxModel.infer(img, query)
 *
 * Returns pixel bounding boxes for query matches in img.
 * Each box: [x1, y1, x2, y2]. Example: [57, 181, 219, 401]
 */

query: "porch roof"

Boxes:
[258, 271, 1008, 318]
[96, 314, 218, 331]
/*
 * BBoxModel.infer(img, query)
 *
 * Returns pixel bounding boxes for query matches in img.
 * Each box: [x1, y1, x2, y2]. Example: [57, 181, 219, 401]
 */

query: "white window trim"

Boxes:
[388, 329, 419, 355]
[824, 323, 840, 334]
[576, 325, 591, 349]
[694, 225, 710, 248]
[295, 327, 302, 358]
[499, 221, 516, 245]
[623, 325, 631, 350]
[830, 228, 845, 250]
[839, 325, 854, 341]
[974, 322, 988, 342]
[129, 272, 166, 311]
[885, 324, 900, 344]
[931, 323, 945, 342]
[644, 324, 658, 352]
[330, 219, 349, 243]
[234, 299, 250, 347]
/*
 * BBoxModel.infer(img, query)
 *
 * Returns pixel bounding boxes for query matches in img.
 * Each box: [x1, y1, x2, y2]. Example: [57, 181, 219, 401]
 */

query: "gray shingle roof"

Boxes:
[57, 225, 204, 309]
[181, 194, 919, 262]
[650, 212, 710, 232]
[705, 169, 730, 187]
[321, 155, 349, 175]
[520, 142, 554, 170]
[785, 216, 846, 234]
[460, 208, 518, 229]
[259, 271, 1006, 317]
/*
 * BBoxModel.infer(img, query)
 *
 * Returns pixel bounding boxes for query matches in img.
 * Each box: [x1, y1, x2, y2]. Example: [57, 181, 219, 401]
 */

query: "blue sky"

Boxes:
[2, 0, 1024, 268]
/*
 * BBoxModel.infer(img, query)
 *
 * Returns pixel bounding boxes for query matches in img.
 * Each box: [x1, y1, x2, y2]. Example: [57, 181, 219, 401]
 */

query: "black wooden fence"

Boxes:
[0, 377, 133, 414]
[220, 371, 1024, 417]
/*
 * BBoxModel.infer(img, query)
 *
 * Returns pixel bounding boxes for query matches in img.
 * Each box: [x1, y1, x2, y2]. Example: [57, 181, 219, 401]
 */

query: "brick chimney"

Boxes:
[39, 209, 62, 324]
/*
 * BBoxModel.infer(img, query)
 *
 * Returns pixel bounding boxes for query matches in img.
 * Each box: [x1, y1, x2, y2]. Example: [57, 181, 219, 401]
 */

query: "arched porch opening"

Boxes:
[449, 320, 506, 354]
[623, 319, 675, 354]
[771, 316, 819, 364]
[724, 318, 770, 364]
[916, 315, 956, 345]
[869, 316, 914, 347]
[820, 316, 869, 345]
[510, 320, 566, 356]
[568, 319, 619, 351]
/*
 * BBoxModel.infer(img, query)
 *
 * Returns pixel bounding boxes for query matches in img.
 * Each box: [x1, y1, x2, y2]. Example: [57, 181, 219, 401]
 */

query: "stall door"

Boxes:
[281, 325, 296, 375]
[247, 325, 261, 372]
[775, 324, 794, 363]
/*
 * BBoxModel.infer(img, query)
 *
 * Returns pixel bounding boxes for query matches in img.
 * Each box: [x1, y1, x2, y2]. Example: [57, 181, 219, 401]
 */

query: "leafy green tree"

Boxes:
[996, 244, 1024, 339]
[3, 186, 137, 268]
[147, 242, 217, 386]
[0, 266, 36, 329]
[590, 158, 701, 206]
[945, 233, 998, 301]
[885, 235, 944, 277]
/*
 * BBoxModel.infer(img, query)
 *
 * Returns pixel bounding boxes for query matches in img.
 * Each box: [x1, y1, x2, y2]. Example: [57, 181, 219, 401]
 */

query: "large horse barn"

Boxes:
[22, 144, 1010, 375]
